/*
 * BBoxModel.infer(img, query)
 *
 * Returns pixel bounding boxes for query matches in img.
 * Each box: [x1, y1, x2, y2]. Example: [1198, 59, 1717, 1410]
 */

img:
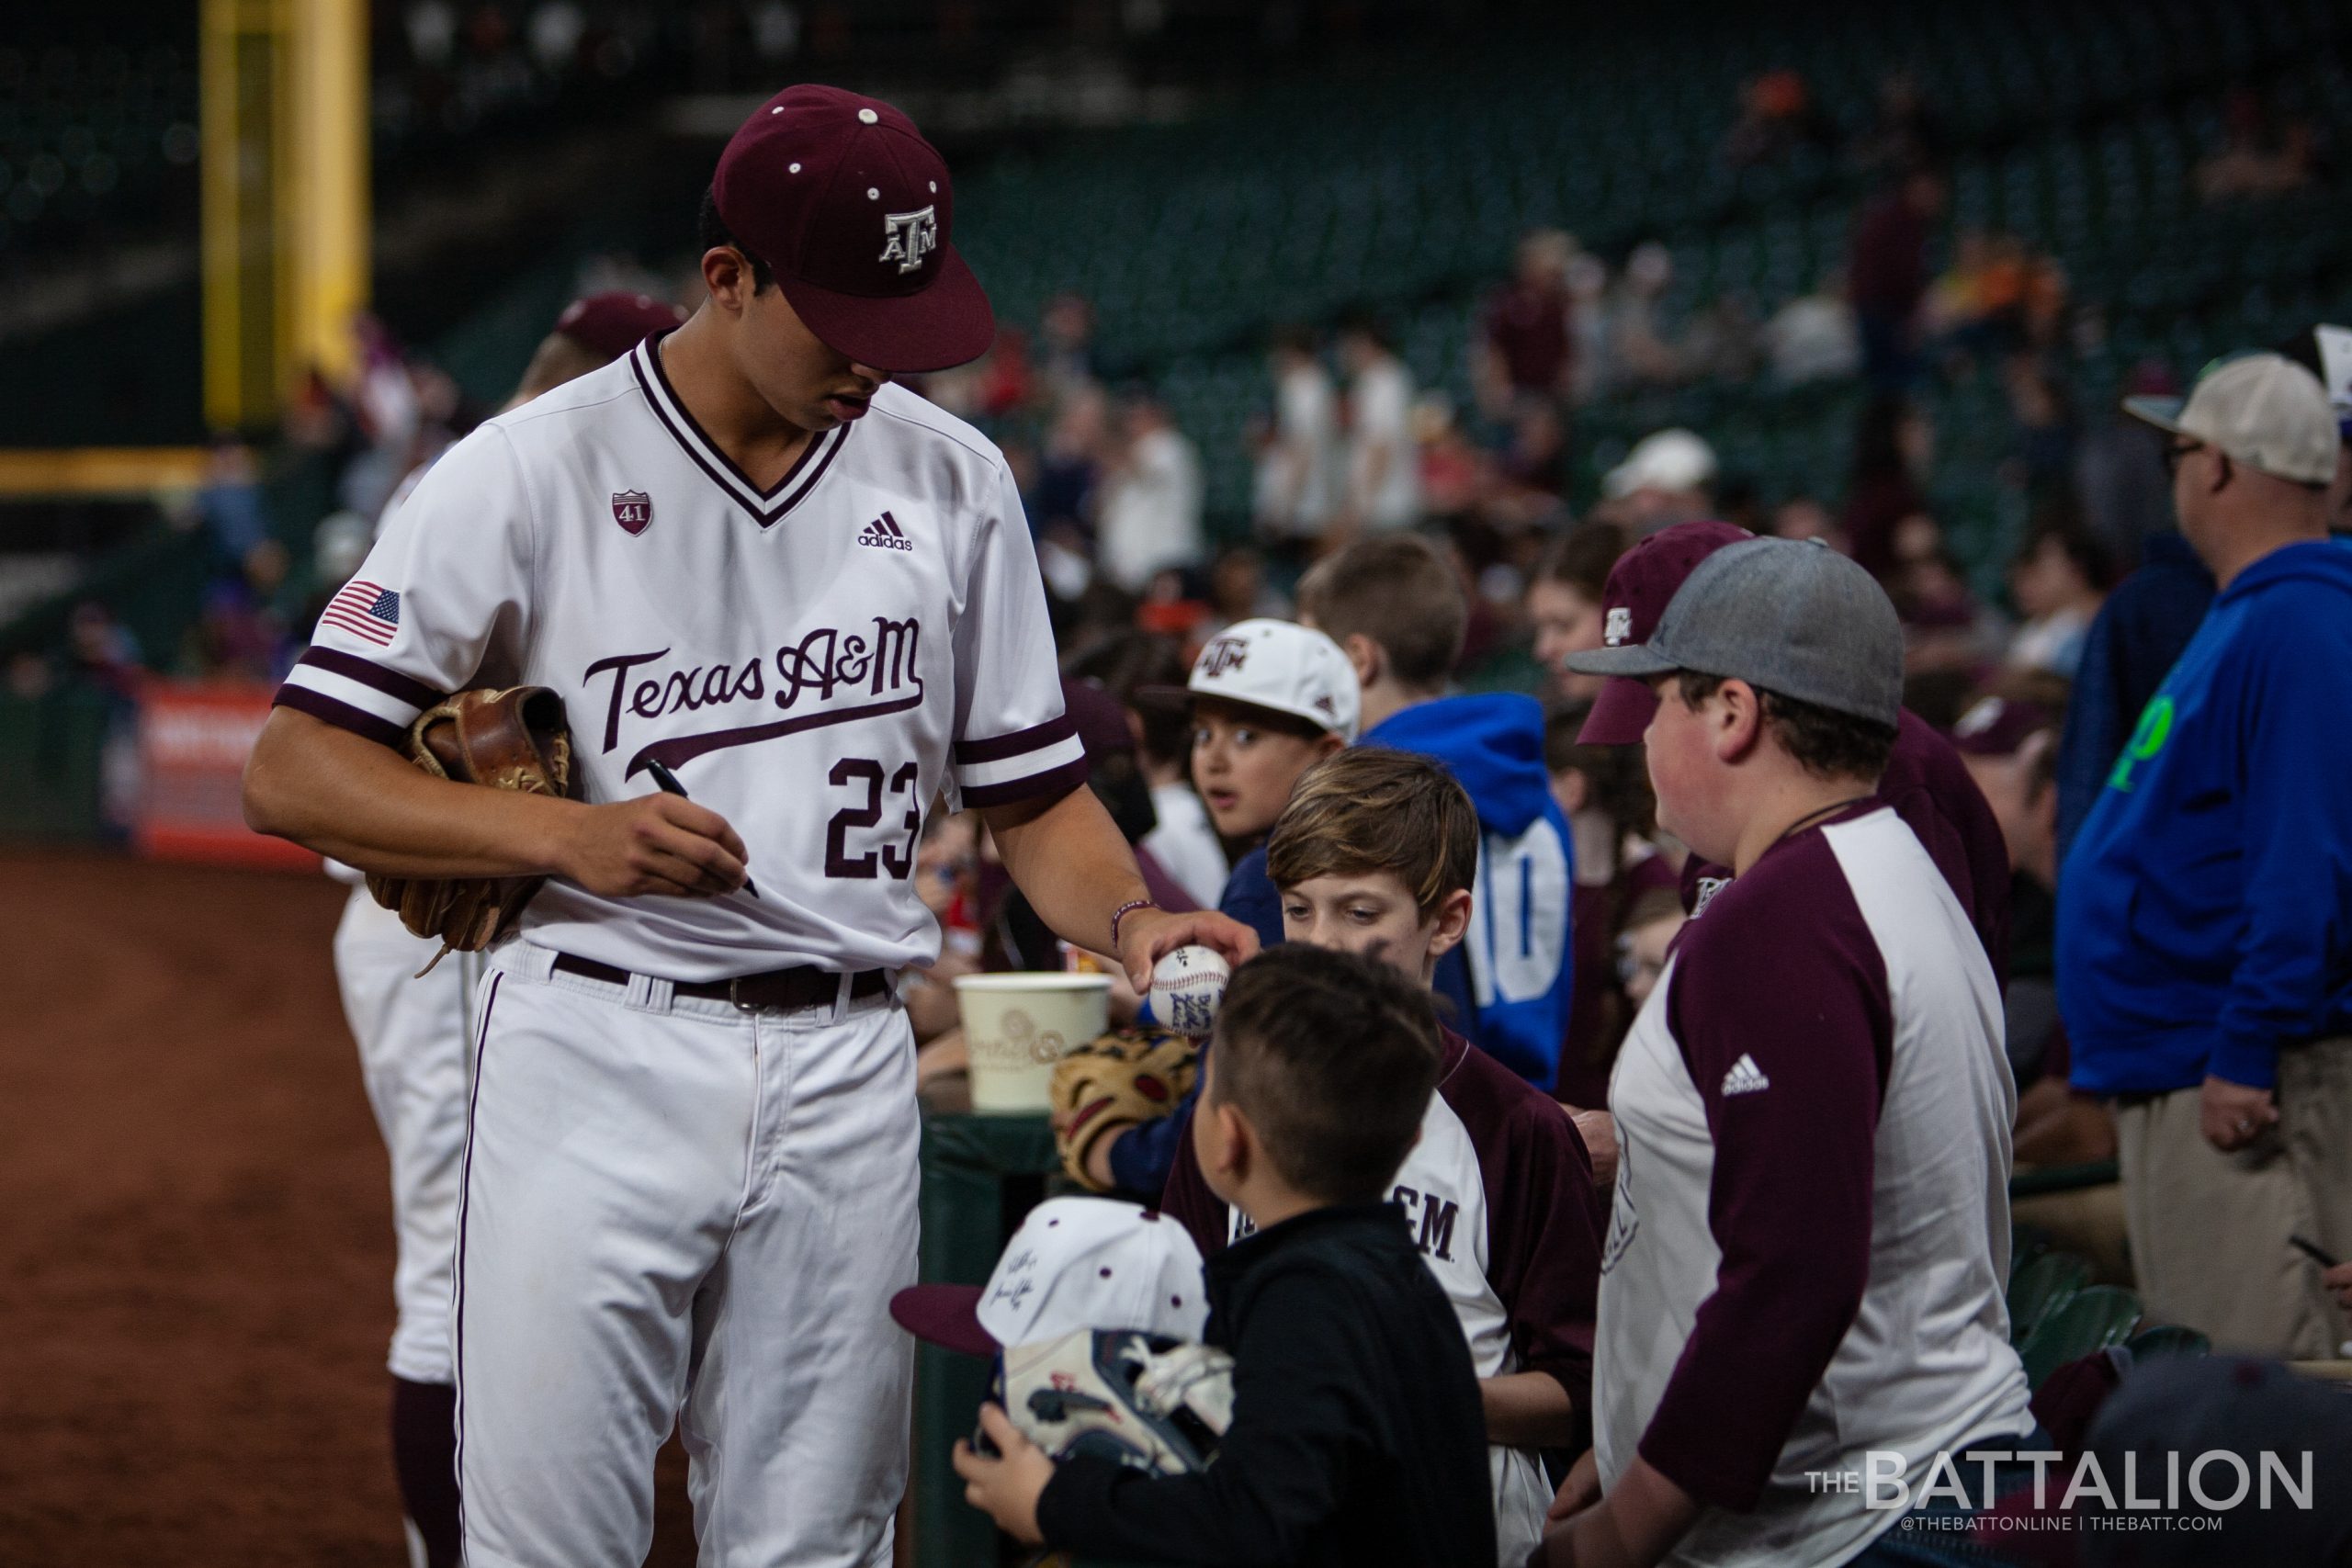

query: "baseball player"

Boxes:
[327, 289, 688, 1568]
[249, 85, 1250, 1567]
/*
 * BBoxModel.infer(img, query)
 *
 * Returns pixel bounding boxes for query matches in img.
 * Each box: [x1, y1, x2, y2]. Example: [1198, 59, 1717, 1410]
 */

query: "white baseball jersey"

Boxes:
[275, 339, 1085, 981]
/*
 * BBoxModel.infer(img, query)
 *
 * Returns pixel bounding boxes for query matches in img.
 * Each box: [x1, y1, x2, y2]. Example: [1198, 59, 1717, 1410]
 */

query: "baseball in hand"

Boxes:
[1149, 945, 1230, 1037]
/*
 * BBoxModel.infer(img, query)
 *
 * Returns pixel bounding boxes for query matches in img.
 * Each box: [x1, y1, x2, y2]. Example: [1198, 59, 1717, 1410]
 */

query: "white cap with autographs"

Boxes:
[1185, 617, 1360, 742]
[889, 1196, 1209, 1356]
[978, 1198, 1208, 1347]
[2125, 352, 2338, 486]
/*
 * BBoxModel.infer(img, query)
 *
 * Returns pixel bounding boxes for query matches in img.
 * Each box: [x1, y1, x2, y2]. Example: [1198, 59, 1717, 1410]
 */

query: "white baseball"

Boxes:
[1149, 945, 1231, 1037]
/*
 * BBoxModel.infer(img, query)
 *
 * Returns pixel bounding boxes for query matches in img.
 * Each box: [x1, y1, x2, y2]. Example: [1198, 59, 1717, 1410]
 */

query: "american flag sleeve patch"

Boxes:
[320, 580, 402, 646]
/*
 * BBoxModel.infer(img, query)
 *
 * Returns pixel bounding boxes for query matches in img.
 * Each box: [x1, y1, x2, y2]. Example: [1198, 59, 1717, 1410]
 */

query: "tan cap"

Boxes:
[2124, 352, 2337, 487]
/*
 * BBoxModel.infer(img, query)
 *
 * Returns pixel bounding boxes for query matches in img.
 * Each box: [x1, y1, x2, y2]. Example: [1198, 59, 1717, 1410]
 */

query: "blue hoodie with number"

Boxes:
[1361, 694, 1574, 1089]
[2059, 538, 2352, 1095]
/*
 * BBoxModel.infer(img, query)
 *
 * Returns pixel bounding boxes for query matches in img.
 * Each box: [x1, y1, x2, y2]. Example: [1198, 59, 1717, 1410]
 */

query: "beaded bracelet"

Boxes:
[1109, 897, 1157, 951]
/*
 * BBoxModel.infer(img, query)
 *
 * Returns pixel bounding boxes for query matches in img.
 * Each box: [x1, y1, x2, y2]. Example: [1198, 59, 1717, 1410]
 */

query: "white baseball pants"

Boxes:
[455, 941, 920, 1568]
[334, 887, 474, 1385]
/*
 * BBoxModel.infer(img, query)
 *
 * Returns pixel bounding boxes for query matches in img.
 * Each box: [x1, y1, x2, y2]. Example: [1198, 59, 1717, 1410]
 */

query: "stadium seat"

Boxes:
[2124, 1324, 2211, 1360]
[2018, 1285, 2144, 1390]
[2006, 1250, 2092, 1347]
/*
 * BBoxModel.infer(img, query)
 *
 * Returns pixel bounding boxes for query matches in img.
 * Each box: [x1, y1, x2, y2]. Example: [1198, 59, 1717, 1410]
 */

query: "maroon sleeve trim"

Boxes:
[295, 646, 444, 709]
[1442, 1035, 1599, 1416]
[958, 755, 1090, 810]
[954, 712, 1077, 764]
[273, 685, 409, 750]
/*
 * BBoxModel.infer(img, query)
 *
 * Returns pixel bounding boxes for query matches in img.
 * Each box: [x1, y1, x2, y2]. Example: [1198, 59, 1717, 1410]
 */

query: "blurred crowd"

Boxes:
[20, 62, 2350, 1346]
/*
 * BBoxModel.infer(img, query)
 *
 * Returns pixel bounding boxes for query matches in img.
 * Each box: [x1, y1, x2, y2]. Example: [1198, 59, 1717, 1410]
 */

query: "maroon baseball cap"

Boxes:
[1951, 694, 2057, 759]
[553, 291, 689, 361]
[1576, 520, 1754, 744]
[713, 85, 994, 375]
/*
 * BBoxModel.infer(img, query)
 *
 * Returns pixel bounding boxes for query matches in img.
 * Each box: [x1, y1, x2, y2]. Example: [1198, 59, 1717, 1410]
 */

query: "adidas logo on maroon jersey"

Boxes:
[857, 511, 913, 551]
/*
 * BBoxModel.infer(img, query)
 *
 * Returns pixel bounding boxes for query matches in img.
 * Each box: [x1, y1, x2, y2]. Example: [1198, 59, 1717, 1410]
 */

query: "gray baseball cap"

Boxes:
[1562, 536, 1903, 728]
[2123, 351, 2337, 486]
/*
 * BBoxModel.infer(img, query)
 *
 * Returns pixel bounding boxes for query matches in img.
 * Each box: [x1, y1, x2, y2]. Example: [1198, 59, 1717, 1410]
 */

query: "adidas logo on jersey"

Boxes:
[1721, 1055, 1770, 1097]
[857, 511, 913, 551]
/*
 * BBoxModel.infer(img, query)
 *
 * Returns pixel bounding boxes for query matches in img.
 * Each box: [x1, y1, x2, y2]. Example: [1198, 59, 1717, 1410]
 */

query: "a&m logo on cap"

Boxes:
[1604, 606, 1632, 646]
[1196, 636, 1250, 679]
[879, 206, 938, 275]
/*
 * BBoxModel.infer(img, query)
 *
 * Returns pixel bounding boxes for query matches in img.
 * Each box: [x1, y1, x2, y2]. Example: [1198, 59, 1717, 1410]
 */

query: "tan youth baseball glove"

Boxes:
[367, 685, 574, 972]
[1050, 1028, 1200, 1191]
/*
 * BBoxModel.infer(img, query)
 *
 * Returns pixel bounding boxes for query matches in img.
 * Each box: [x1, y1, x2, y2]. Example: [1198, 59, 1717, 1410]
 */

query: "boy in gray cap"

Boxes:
[1537, 539, 2036, 1568]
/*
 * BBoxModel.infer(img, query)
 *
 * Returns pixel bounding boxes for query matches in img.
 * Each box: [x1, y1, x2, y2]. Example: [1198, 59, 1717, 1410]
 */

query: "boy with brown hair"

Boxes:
[955, 945, 1496, 1567]
[1286, 533, 1574, 1087]
[1162, 747, 1600, 1568]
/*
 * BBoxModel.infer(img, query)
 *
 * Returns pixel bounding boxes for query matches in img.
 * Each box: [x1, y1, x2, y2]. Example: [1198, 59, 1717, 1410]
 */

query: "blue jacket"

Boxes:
[2059, 539, 2352, 1094]
[1361, 694, 1574, 1088]
[2052, 534, 2215, 863]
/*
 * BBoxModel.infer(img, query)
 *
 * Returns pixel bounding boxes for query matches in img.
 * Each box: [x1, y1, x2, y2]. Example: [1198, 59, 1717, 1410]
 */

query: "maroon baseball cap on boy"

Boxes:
[553, 292, 690, 360]
[1951, 694, 2057, 759]
[714, 85, 994, 375]
[1576, 520, 1754, 744]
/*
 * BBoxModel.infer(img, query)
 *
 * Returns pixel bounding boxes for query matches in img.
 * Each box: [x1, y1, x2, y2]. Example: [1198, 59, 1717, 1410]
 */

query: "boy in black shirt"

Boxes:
[953, 945, 1496, 1566]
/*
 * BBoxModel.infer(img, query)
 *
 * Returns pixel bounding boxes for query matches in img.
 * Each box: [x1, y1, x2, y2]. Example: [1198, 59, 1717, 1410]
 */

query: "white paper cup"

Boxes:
[953, 973, 1114, 1113]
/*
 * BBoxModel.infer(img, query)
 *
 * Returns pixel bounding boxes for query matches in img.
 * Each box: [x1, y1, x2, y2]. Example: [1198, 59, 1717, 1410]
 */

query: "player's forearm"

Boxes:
[984, 786, 1150, 957]
[1482, 1371, 1580, 1449]
[244, 706, 579, 879]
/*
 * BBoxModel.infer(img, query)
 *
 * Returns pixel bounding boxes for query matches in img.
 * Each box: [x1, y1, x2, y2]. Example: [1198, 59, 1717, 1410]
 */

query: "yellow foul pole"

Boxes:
[200, 0, 369, 431]
[288, 0, 369, 393]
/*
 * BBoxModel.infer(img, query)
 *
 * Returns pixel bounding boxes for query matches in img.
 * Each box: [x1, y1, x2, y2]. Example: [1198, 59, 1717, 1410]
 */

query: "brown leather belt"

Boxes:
[551, 953, 888, 1012]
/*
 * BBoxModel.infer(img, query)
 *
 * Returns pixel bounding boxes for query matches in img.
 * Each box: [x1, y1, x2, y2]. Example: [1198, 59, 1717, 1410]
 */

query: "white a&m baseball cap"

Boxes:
[889, 1197, 1209, 1357]
[2125, 352, 2338, 487]
[1139, 618, 1359, 742]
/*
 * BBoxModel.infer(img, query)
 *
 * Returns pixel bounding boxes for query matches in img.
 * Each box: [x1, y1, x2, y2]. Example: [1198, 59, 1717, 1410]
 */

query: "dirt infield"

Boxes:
[0, 848, 695, 1565]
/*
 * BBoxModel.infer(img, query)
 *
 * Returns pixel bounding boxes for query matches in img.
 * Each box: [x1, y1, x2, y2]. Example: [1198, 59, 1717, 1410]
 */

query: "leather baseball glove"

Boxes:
[1050, 1027, 1199, 1191]
[366, 685, 573, 971]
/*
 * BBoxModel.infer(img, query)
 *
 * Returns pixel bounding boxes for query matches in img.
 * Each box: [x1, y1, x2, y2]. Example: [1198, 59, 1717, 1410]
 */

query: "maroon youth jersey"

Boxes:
[1680, 709, 2011, 984]
[1163, 1026, 1600, 1567]
[1601, 802, 2031, 1564]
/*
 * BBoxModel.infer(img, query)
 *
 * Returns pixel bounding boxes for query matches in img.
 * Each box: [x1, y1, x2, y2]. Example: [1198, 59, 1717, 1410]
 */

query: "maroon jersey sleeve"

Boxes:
[1679, 714, 2006, 990]
[1881, 711, 2010, 985]
[1159, 1103, 1231, 1261]
[1636, 829, 1892, 1512]
[1442, 1036, 1600, 1415]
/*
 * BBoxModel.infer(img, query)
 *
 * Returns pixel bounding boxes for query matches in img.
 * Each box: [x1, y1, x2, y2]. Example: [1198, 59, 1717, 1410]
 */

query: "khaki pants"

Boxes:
[2114, 1035, 2352, 1358]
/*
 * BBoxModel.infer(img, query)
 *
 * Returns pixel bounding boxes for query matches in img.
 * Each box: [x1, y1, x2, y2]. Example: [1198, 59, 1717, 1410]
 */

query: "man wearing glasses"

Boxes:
[2059, 351, 2352, 1356]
